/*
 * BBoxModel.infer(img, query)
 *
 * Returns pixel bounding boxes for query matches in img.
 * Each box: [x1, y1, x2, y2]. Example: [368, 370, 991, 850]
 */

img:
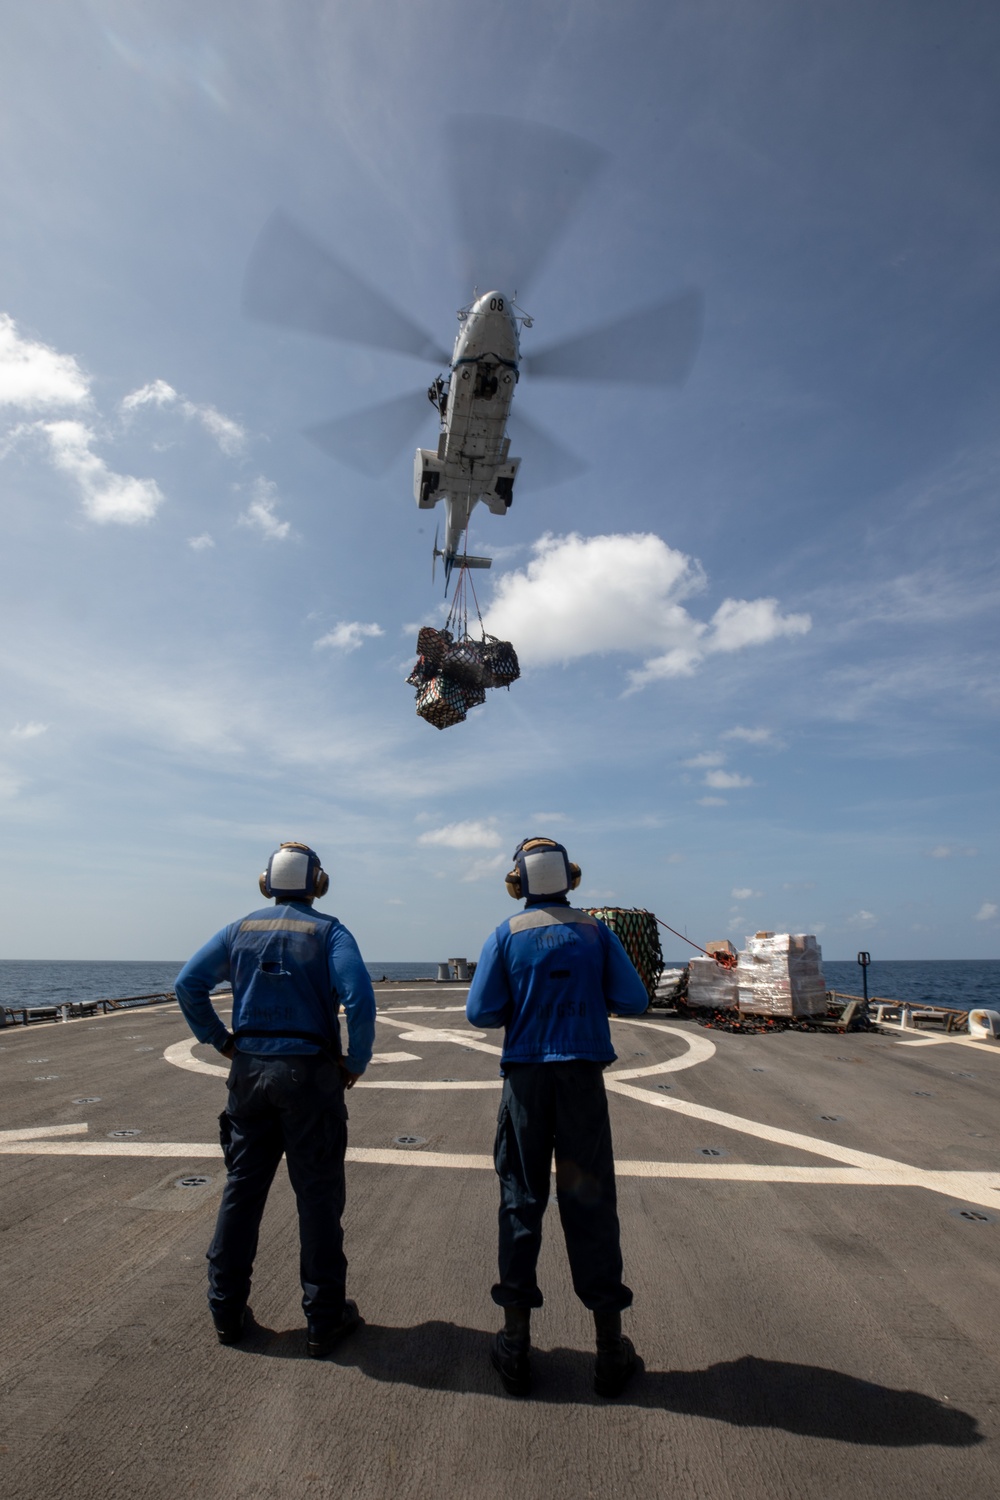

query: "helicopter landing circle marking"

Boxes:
[162, 1017, 714, 1089]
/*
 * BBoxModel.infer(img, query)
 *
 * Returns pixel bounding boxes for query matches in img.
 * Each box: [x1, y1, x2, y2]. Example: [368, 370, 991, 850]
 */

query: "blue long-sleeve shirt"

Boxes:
[174, 901, 376, 1074]
[466, 898, 648, 1067]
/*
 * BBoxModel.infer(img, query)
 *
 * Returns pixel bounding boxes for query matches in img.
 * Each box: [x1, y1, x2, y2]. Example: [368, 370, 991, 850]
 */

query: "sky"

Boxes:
[0, 0, 997, 962]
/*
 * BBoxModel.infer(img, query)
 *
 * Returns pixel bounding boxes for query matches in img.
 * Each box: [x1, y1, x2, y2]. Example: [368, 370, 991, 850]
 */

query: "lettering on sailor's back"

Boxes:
[534, 928, 580, 951]
[534, 999, 588, 1021]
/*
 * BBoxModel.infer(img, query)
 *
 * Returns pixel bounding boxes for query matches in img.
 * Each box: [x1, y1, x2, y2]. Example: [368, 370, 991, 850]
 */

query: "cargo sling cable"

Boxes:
[653, 916, 739, 969]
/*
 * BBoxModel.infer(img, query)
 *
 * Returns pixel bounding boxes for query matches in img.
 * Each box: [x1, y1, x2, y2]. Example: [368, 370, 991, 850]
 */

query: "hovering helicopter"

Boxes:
[243, 117, 704, 590]
[418, 289, 526, 584]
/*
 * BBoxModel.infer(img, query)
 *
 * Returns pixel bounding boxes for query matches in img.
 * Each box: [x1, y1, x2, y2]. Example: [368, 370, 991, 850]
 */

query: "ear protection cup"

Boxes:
[567, 862, 582, 891]
[313, 868, 330, 898]
[259, 871, 269, 897]
[505, 867, 522, 900]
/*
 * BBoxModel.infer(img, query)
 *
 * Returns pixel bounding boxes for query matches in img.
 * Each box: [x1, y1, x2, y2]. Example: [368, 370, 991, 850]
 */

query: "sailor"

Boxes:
[174, 841, 375, 1356]
[465, 837, 649, 1398]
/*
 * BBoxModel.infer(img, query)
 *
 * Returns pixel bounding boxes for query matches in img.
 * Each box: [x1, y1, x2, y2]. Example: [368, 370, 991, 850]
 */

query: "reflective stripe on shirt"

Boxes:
[508, 908, 598, 934]
[239, 919, 318, 933]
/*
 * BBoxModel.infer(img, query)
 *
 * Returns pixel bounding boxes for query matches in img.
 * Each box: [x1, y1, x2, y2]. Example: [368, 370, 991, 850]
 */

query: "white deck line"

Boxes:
[0, 1123, 89, 1142]
[2, 1137, 1000, 1209]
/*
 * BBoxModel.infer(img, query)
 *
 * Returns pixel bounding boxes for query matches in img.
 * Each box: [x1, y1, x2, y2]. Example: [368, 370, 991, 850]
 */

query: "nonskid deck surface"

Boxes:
[2, 986, 999, 1499]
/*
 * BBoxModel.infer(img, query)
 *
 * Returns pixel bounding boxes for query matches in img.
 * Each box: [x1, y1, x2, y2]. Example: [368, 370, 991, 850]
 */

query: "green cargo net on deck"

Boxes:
[583, 907, 664, 1002]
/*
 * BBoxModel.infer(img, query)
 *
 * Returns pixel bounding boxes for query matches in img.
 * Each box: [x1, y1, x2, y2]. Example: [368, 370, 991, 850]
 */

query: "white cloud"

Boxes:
[188, 533, 215, 551]
[10, 721, 48, 738]
[847, 909, 877, 928]
[418, 820, 503, 850]
[238, 478, 291, 541]
[314, 621, 384, 652]
[121, 379, 246, 455]
[929, 845, 978, 859]
[481, 532, 811, 691]
[683, 751, 725, 768]
[462, 853, 507, 882]
[697, 796, 727, 806]
[191, 404, 245, 454]
[704, 769, 754, 789]
[0, 313, 90, 411]
[528, 812, 567, 824]
[42, 419, 163, 523]
[707, 597, 810, 654]
[121, 379, 177, 413]
[722, 726, 775, 744]
[975, 902, 997, 923]
[731, 887, 762, 900]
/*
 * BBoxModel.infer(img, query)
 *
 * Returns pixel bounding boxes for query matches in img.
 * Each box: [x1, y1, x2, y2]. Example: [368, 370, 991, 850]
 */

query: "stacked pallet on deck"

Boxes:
[686, 939, 739, 1009]
[737, 932, 827, 1017]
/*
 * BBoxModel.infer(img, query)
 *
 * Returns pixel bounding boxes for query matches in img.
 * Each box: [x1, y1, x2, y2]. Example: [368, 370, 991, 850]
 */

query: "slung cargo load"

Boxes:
[409, 564, 520, 730]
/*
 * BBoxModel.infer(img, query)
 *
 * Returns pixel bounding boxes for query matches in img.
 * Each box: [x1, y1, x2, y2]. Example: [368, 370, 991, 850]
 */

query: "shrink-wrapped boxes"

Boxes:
[654, 967, 687, 1005]
[737, 933, 827, 1017]
[686, 955, 739, 1009]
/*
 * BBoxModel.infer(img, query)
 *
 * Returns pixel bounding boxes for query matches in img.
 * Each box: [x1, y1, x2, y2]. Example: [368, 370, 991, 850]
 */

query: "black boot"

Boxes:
[490, 1306, 532, 1396]
[213, 1305, 248, 1346]
[593, 1309, 638, 1398]
[306, 1299, 363, 1358]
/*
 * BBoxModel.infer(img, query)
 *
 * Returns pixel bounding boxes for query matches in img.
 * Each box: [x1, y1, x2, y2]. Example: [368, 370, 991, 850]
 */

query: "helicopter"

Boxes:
[418, 289, 525, 585]
[243, 117, 704, 590]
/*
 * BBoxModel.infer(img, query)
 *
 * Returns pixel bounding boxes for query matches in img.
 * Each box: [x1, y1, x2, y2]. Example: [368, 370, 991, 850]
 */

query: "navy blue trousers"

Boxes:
[208, 1052, 349, 1335]
[492, 1061, 633, 1313]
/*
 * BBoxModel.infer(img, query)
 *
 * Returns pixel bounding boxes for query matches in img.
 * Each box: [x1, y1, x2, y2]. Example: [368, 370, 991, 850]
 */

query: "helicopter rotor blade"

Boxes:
[522, 289, 704, 385]
[446, 116, 606, 295]
[304, 389, 432, 477]
[243, 212, 450, 364]
[506, 409, 587, 492]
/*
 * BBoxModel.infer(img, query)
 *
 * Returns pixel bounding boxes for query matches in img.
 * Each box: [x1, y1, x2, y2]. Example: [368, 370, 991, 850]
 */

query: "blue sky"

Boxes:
[0, 1, 997, 962]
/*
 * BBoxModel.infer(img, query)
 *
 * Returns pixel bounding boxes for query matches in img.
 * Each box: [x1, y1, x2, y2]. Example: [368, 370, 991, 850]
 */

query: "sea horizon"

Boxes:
[1, 958, 997, 1011]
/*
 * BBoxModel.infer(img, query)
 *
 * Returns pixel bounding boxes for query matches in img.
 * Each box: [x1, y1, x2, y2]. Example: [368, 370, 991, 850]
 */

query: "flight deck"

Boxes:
[2, 986, 1000, 1498]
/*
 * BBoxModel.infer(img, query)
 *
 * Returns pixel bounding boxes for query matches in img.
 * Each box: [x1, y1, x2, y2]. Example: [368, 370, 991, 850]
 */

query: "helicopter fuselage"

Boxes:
[414, 291, 523, 580]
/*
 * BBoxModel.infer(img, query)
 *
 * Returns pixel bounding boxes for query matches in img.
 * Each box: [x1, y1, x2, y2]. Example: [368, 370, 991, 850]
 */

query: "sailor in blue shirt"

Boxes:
[175, 841, 375, 1356]
[466, 837, 649, 1398]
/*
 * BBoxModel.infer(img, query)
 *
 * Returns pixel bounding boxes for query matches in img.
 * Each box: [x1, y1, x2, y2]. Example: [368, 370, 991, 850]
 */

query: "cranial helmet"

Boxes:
[504, 837, 582, 901]
[259, 842, 330, 901]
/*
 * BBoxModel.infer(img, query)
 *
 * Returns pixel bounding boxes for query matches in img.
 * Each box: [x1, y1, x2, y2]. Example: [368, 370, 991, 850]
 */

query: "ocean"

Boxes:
[0, 959, 439, 1011]
[0, 958, 997, 1012]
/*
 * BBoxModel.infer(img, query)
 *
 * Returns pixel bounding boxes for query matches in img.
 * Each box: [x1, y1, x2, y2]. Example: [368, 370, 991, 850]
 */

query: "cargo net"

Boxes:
[583, 907, 664, 1002]
[408, 565, 520, 730]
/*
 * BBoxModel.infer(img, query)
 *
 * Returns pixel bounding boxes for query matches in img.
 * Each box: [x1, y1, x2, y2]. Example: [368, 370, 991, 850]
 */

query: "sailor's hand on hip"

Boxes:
[340, 1065, 360, 1090]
